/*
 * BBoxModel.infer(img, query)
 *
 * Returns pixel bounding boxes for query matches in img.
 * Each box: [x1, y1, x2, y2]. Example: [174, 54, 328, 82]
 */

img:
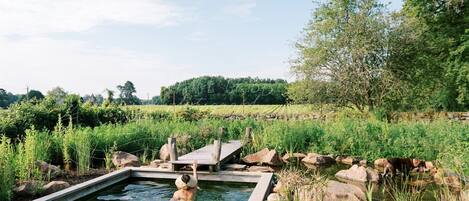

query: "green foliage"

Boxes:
[0, 97, 134, 138]
[291, 0, 398, 111]
[160, 76, 287, 105]
[0, 89, 18, 109]
[117, 81, 140, 105]
[0, 136, 15, 200]
[173, 107, 210, 121]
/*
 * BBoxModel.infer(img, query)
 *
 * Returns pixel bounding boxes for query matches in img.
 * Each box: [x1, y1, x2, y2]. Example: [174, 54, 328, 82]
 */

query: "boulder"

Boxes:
[159, 144, 171, 162]
[359, 160, 367, 166]
[35, 160, 63, 178]
[302, 153, 335, 166]
[373, 158, 389, 172]
[112, 151, 140, 168]
[282, 153, 306, 163]
[335, 165, 380, 183]
[324, 180, 366, 201]
[242, 148, 282, 166]
[267, 193, 282, 201]
[273, 181, 284, 193]
[462, 189, 469, 201]
[247, 166, 274, 173]
[336, 156, 362, 165]
[14, 181, 42, 196]
[434, 169, 464, 189]
[43, 181, 70, 194]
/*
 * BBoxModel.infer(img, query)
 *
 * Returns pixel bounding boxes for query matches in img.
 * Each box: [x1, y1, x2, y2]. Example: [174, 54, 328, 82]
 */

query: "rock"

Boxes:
[112, 151, 140, 168]
[267, 193, 281, 201]
[14, 181, 42, 196]
[273, 181, 284, 193]
[324, 180, 366, 201]
[366, 168, 380, 183]
[159, 144, 171, 162]
[434, 169, 464, 189]
[336, 156, 362, 165]
[462, 189, 469, 201]
[359, 160, 367, 166]
[373, 158, 389, 172]
[223, 164, 246, 171]
[247, 166, 274, 173]
[282, 153, 306, 163]
[302, 153, 335, 166]
[42, 181, 70, 194]
[35, 160, 63, 178]
[242, 148, 283, 166]
[335, 165, 380, 183]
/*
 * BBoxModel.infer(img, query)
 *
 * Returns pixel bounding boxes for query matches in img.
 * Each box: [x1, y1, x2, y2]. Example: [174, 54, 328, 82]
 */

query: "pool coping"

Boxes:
[34, 167, 273, 201]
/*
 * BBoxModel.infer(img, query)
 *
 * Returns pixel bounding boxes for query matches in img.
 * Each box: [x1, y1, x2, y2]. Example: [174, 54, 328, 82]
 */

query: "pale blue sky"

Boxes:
[0, 0, 403, 98]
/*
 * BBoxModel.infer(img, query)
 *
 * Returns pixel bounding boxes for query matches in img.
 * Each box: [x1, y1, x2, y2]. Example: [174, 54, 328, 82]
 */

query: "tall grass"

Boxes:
[15, 128, 51, 181]
[0, 116, 468, 200]
[0, 136, 15, 200]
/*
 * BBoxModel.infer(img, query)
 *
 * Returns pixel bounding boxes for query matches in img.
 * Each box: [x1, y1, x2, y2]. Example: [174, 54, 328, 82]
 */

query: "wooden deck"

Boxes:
[170, 140, 242, 171]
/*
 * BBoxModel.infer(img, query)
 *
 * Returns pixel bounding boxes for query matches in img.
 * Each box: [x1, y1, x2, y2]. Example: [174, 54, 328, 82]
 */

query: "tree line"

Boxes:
[0, 81, 141, 108]
[159, 76, 288, 105]
[289, 0, 468, 112]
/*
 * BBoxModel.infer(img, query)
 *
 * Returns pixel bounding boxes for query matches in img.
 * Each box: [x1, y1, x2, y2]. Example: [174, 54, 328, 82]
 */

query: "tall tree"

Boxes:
[47, 87, 68, 104]
[291, 0, 399, 111]
[117, 81, 140, 105]
[399, 0, 469, 110]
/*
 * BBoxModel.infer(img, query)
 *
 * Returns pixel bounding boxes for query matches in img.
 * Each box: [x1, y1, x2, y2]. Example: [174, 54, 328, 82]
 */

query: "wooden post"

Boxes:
[168, 137, 178, 161]
[244, 127, 252, 144]
[210, 127, 224, 172]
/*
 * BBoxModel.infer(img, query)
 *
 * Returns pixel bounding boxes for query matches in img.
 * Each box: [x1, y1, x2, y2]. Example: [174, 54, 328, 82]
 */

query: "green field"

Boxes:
[129, 104, 334, 117]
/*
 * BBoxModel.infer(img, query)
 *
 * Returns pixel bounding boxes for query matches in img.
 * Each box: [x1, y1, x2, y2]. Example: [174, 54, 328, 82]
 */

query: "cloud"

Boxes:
[223, 0, 256, 17]
[186, 31, 207, 42]
[0, 0, 184, 35]
[0, 36, 198, 97]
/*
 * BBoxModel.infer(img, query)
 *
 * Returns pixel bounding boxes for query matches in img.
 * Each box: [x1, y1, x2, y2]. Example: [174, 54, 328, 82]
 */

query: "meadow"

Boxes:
[1, 108, 468, 200]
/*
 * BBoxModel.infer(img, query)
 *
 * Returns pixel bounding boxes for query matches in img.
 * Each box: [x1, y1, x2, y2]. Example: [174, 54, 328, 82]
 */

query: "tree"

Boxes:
[19, 89, 44, 102]
[397, 0, 469, 111]
[290, 0, 399, 111]
[47, 87, 68, 104]
[117, 81, 140, 105]
[160, 76, 287, 105]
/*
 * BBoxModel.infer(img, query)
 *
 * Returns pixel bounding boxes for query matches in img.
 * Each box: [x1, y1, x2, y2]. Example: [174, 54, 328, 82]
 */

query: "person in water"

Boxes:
[171, 160, 198, 201]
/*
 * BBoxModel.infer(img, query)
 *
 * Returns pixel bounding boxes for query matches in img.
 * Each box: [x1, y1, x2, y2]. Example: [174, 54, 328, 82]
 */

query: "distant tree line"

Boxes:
[0, 81, 144, 109]
[160, 76, 287, 105]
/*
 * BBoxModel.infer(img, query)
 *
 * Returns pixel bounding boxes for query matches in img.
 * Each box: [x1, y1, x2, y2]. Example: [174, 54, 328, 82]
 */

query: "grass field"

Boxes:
[129, 104, 335, 117]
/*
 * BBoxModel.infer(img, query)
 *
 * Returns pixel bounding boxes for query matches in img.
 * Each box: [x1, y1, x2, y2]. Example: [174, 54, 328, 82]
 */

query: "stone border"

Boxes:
[34, 168, 273, 201]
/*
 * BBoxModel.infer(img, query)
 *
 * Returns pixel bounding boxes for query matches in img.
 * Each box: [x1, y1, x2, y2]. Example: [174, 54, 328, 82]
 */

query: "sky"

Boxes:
[0, 0, 403, 98]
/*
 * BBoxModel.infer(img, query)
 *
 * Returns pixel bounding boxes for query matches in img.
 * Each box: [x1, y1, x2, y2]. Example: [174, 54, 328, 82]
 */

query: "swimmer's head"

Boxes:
[175, 174, 197, 189]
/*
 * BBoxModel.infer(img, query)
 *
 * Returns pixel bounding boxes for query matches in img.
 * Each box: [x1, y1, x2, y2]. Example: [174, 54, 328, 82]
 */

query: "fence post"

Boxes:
[211, 128, 224, 171]
[168, 137, 178, 161]
[244, 127, 252, 144]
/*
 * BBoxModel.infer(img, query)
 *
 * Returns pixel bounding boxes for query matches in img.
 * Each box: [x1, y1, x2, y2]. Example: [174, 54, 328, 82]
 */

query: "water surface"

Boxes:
[79, 179, 255, 201]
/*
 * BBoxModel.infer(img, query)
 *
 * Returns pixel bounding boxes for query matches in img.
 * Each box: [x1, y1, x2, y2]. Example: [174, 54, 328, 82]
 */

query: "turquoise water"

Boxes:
[79, 179, 255, 201]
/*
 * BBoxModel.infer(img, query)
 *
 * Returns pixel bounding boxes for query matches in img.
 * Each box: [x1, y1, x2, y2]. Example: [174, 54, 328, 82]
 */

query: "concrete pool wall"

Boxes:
[34, 167, 274, 201]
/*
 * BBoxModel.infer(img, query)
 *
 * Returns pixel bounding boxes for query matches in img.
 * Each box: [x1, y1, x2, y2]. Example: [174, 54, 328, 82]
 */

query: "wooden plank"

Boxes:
[248, 173, 274, 201]
[34, 168, 131, 201]
[171, 140, 242, 166]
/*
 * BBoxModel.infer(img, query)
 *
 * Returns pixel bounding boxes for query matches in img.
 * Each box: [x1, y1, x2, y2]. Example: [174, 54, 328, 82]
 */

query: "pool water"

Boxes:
[79, 179, 255, 201]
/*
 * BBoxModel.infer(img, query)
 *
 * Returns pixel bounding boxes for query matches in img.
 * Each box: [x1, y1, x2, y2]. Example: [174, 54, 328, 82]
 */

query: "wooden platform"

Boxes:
[170, 140, 242, 171]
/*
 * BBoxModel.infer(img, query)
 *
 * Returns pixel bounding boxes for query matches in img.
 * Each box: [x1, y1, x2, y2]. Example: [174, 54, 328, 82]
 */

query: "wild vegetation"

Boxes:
[1, 106, 469, 199]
